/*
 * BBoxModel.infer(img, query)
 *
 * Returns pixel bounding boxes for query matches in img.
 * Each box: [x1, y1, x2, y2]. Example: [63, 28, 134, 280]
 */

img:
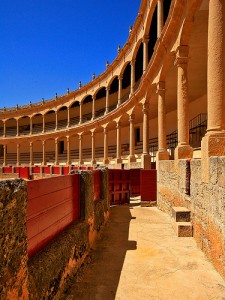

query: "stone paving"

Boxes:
[63, 202, 225, 300]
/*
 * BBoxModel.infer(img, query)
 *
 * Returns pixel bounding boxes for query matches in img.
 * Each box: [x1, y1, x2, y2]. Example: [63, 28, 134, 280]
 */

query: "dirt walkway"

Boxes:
[62, 203, 225, 300]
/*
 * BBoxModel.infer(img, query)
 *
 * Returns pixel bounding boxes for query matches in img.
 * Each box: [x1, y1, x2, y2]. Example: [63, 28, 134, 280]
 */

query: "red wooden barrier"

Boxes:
[19, 167, 30, 180]
[62, 166, 70, 175]
[27, 174, 80, 257]
[32, 166, 41, 174]
[109, 169, 130, 205]
[43, 166, 50, 174]
[3, 166, 13, 173]
[130, 169, 141, 196]
[52, 166, 60, 175]
[93, 170, 101, 202]
[140, 170, 157, 201]
[14, 167, 20, 174]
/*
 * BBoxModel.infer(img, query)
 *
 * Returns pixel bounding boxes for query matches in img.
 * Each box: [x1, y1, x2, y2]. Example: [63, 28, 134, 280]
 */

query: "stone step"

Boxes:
[172, 221, 193, 237]
[172, 207, 191, 222]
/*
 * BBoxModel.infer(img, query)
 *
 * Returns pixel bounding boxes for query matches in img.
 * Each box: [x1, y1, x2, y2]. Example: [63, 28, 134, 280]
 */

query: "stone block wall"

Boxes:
[158, 157, 225, 278]
[0, 168, 110, 299]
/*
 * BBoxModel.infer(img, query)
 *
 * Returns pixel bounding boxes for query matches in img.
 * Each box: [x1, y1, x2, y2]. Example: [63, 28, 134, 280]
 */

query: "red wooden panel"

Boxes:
[93, 170, 101, 202]
[27, 174, 80, 257]
[14, 167, 20, 174]
[140, 170, 157, 201]
[72, 166, 78, 171]
[52, 166, 60, 175]
[62, 166, 70, 175]
[19, 167, 30, 179]
[3, 166, 12, 173]
[43, 166, 50, 174]
[130, 169, 141, 196]
[32, 166, 40, 174]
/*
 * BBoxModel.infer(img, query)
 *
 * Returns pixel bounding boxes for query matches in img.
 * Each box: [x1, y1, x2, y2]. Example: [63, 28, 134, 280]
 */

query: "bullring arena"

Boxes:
[1, 0, 225, 299]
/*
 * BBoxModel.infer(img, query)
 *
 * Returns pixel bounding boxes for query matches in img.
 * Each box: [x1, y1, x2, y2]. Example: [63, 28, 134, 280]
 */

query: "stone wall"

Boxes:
[0, 169, 110, 299]
[158, 157, 225, 278]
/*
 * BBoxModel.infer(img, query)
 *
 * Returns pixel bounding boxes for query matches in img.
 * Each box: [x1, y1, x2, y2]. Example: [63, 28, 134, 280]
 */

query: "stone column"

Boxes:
[67, 107, 70, 128]
[42, 114, 45, 133]
[141, 102, 151, 169]
[130, 59, 136, 95]
[157, 0, 164, 38]
[16, 119, 19, 136]
[201, 0, 225, 157]
[105, 87, 110, 114]
[92, 95, 96, 120]
[116, 122, 122, 163]
[129, 114, 136, 163]
[143, 36, 149, 72]
[42, 140, 46, 165]
[156, 82, 170, 161]
[67, 136, 71, 165]
[91, 131, 96, 165]
[3, 121, 6, 137]
[78, 135, 83, 165]
[55, 111, 58, 131]
[17, 143, 20, 166]
[30, 142, 33, 166]
[30, 117, 33, 135]
[174, 46, 193, 159]
[118, 76, 123, 106]
[79, 102, 83, 124]
[103, 127, 109, 164]
[55, 138, 59, 165]
[3, 144, 7, 166]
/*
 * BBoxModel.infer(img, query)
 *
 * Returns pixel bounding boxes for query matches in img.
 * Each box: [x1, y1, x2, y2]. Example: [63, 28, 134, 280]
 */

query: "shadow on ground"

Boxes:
[62, 203, 136, 300]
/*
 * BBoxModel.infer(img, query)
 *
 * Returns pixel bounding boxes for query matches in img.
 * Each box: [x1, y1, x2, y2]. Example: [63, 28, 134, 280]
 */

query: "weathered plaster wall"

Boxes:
[158, 157, 225, 278]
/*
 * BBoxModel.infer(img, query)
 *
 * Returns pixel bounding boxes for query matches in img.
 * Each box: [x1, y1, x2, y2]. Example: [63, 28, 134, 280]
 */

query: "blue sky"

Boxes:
[0, 1, 140, 108]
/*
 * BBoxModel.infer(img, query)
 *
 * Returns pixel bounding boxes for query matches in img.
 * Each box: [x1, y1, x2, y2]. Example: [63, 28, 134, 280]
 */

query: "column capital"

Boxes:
[116, 122, 121, 129]
[55, 138, 58, 144]
[106, 86, 110, 92]
[174, 46, 189, 67]
[142, 102, 149, 113]
[42, 140, 45, 146]
[91, 131, 95, 137]
[30, 142, 33, 147]
[142, 35, 149, 43]
[78, 134, 82, 140]
[129, 114, 135, 122]
[92, 94, 96, 100]
[104, 127, 108, 134]
[156, 81, 166, 95]
[118, 75, 123, 81]
[130, 59, 136, 66]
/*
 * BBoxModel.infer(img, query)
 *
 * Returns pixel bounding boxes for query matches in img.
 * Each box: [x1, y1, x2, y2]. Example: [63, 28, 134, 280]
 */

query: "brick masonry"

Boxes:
[158, 157, 225, 278]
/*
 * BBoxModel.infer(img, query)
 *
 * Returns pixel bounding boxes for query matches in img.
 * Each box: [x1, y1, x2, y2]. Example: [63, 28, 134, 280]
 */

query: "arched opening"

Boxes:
[32, 114, 43, 134]
[163, 0, 172, 24]
[121, 64, 131, 103]
[45, 110, 56, 132]
[20, 141, 30, 164]
[33, 140, 43, 165]
[82, 95, 93, 122]
[19, 116, 30, 136]
[135, 43, 143, 88]
[58, 106, 68, 130]
[95, 88, 106, 118]
[0, 120, 4, 137]
[70, 101, 80, 126]
[5, 118, 17, 137]
[109, 77, 119, 112]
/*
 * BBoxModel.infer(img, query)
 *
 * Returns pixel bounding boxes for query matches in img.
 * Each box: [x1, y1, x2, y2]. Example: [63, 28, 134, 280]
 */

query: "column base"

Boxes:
[141, 154, 151, 169]
[78, 160, 84, 166]
[156, 150, 170, 161]
[103, 159, 109, 165]
[67, 161, 71, 166]
[174, 144, 193, 160]
[91, 159, 97, 165]
[128, 155, 136, 163]
[115, 157, 122, 164]
[201, 132, 225, 157]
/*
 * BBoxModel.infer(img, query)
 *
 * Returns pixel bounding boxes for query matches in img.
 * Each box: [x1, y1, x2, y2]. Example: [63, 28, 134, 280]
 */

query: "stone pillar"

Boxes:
[201, 0, 225, 158]
[130, 59, 136, 95]
[143, 36, 149, 72]
[67, 136, 71, 165]
[103, 127, 109, 164]
[3, 121, 6, 137]
[129, 114, 136, 163]
[30, 117, 33, 135]
[3, 144, 6, 166]
[157, 0, 164, 38]
[116, 122, 122, 163]
[30, 142, 33, 166]
[42, 140, 46, 165]
[91, 131, 96, 165]
[105, 87, 110, 114]
[42, 114, 45, 133]
[16, 119, 19, 136]
[92, 95, 96, 120]
[55, 111, 58, 131]
[55, 138, 58, 165]
[79, 135, 83, 165]
[156, 82, 170, 161]
[79, 102, 83, 124]
[118, 76, 123, 106]
[141, 102, 151, 169]
[67, 107, 70, 128]
[16, 143, 20, 166]
[174, 46, 193, 159]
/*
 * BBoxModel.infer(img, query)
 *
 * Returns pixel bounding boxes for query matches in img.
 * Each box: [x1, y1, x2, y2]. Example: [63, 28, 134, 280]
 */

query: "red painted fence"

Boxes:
[109, 169, 130, 205]
[27, 174, 80, 257]
[93, 170, 101, 202]
[140, 170, 157, 201]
